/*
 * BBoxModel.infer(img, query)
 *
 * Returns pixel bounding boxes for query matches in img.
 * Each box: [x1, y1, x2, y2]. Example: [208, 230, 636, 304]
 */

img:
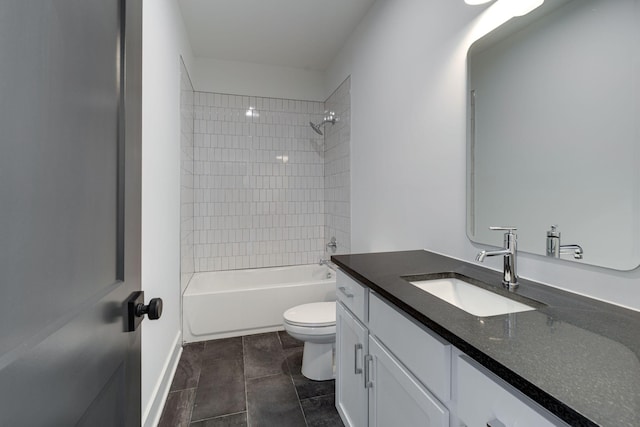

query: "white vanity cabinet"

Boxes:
[336, 271, 449, 427]
[336, 270, 568, 427]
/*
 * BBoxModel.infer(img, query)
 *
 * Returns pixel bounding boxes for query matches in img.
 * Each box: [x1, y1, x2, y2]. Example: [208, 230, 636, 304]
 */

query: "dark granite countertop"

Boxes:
[331, 250, 640, 427]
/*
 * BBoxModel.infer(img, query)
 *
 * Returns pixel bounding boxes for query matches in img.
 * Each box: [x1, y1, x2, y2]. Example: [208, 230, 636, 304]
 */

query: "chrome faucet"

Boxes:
[546, 225, 583, 259]
[559, 244, 583, 259]
[319, 258, 335, 278]
[476, 227, 518, 289]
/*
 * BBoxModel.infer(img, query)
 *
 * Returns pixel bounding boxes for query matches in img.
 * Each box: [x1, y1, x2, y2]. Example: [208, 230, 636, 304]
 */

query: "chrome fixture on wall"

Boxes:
[546, 225, 583, 260]
[309, 111, 338, 135]
[318, 258, 335, 277]
[476, 226, 518, 289]
[326, 236, 337, 253]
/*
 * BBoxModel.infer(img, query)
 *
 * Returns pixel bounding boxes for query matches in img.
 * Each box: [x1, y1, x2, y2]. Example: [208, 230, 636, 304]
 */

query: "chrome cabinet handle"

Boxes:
[487, 419, 506, 427]
[338, 286, 354, 298]
[354, 343, 363, 374]
[364, 354, 374, 388]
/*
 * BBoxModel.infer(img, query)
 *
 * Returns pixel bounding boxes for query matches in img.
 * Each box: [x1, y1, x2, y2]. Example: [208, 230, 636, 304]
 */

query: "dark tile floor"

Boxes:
[159, 331, 345, 427]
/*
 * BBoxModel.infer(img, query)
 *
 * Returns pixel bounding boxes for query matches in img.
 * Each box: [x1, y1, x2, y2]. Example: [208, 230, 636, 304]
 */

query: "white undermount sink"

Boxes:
[409, 278, 535, 317]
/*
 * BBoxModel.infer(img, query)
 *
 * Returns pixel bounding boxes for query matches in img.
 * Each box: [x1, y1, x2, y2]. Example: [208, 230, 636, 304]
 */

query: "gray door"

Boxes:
[0, 0, 143, 425]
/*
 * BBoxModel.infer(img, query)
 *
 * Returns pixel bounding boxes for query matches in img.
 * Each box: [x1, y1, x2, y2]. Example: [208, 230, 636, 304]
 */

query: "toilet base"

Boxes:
[301, 341, 335, 381]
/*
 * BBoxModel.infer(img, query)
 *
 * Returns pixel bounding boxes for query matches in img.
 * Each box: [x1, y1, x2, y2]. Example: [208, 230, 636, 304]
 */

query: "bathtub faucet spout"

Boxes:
[319, 258, 337, 275]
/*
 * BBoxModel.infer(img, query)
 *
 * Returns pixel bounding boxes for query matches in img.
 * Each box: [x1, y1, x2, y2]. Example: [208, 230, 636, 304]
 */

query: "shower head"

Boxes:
[309, 111, 338, 136]
[310, 121, 324, 135]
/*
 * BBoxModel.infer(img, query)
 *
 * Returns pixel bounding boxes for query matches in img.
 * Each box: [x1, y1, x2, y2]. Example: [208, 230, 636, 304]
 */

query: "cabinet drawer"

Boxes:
[456, 355, 568, 427]
[369, 293, 451, 403]
[336, 270, 368, 323]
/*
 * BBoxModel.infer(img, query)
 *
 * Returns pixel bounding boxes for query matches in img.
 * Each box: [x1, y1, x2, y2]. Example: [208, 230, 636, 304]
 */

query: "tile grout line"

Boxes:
[193, 410, 248, 424]
[280, 332, 309, 427]
[186, 344, 205, 426]
[298, 391, 335, 402]
[185, 389, 195, 427]
[243, 335, 251, 427]
[291, 373, 309, 427]
[182, 341, 207, 425]
[245, 371, 289, 381]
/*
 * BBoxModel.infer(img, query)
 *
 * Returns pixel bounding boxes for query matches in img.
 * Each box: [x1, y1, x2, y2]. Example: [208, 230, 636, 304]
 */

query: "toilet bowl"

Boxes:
[283, 301, 336, 381]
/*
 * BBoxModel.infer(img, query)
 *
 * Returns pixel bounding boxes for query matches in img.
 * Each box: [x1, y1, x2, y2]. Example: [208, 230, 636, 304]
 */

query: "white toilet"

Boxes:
[283, 301, 336, 381]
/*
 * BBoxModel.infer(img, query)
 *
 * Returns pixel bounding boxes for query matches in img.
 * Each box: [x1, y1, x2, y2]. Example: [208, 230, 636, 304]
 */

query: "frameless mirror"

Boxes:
[467, 0, 640, 270]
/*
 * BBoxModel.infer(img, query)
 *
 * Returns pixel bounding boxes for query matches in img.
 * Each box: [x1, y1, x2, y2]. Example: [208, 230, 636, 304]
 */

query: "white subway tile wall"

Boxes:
[192, 92, 327, 271]
[324, 77, 351, 256]
[180, 61, 196, 291]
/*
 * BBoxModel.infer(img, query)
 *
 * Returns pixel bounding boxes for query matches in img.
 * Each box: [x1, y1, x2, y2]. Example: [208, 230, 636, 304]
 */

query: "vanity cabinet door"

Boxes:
[336, 302, 368, 427]
[368, 337, 449, 427]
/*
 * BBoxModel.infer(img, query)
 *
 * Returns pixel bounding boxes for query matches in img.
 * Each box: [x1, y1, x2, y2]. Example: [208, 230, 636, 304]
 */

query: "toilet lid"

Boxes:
[284, 302, 336, 327]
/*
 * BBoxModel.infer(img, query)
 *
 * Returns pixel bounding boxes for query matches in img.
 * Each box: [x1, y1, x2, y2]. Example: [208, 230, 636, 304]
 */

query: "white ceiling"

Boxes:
[178, 0, 377, 71]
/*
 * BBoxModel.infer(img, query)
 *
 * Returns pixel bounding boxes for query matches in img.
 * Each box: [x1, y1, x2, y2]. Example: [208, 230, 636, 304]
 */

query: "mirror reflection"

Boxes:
[467, 0, 640, 270]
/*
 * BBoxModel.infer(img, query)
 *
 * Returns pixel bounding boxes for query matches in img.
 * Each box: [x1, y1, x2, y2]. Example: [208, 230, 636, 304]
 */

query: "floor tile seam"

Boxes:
[191, 410, 247, 424]
[283, 349, 297, 376]
[275, 337, 291, 377]
[242, 335, 251, 427]
[299, 392, 336, 402]
[189, 350, 205, 393]
[186, 386, 196, 426]
[288, 370, 309, 427]
[276, 330, 284, 349]
[194, 365, 201, 391]
[167, 385, 198, 394]
[245, 371, 291, 382]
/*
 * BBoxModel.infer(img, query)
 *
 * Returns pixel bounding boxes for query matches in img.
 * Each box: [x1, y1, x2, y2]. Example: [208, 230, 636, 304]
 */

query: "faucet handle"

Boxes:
[547, 224, 560, 237]
[489, 226, 517, 233]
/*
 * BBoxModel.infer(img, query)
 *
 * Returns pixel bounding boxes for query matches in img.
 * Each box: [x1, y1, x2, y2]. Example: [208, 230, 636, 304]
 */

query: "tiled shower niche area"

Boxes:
[180, 77, 351, 273]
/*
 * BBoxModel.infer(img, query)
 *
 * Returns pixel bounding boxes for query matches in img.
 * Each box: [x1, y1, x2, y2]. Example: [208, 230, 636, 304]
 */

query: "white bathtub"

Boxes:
[183, 264, 336, 342]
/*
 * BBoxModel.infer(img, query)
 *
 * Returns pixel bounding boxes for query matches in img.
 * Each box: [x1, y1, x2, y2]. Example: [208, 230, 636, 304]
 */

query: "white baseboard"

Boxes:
[142, 331, 183, 427]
